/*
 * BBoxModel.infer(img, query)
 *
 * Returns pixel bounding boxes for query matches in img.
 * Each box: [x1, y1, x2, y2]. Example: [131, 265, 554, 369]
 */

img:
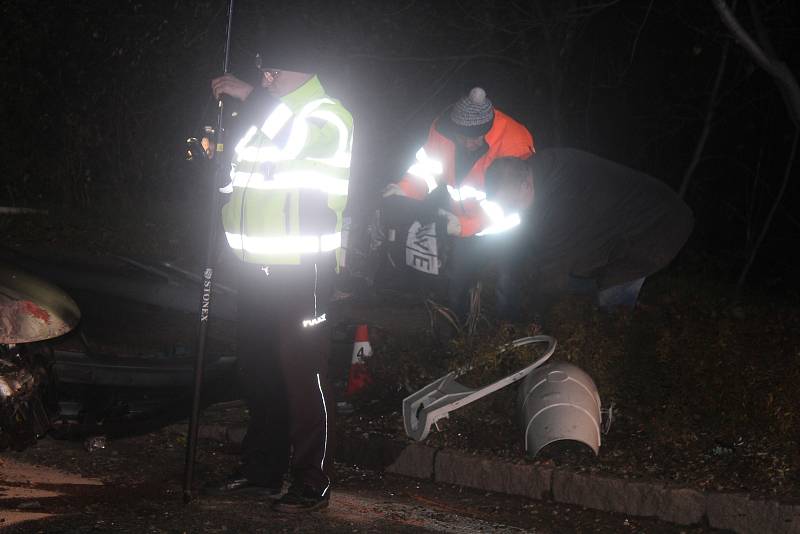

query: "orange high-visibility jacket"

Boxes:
[397, 110, 534, 236]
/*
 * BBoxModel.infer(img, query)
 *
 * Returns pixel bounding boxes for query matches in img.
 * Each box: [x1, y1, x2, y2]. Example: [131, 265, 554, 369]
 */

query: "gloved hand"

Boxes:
[422, 185, 450, 214]
[382, 189, 439, 227]
[211, 73, 254, 101]
[438, 209, 462, 236]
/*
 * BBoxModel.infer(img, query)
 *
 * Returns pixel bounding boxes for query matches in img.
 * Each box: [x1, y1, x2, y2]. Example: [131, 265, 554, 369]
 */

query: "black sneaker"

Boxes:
[202, 472, 282, 498]
[272, 484, 329, 513]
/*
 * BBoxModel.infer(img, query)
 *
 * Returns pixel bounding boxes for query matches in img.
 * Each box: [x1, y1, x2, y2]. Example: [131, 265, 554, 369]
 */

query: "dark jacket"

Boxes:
[522, 149, 693, 288]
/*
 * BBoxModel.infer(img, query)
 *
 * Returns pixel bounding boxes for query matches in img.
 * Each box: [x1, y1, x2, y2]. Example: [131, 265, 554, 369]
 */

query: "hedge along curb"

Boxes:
[198, 424, 800, 534]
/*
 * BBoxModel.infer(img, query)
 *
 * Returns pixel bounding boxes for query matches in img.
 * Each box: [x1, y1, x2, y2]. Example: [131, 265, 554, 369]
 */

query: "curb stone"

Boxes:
[436, 450, 551, 501]
[197, 424, 246, 444]
[197, 424, 227, 442]
[198, 423, 800, 533]
[386, 443, 437, 480]
[706, 492, 800, 534]
[552, 469, 705, 526]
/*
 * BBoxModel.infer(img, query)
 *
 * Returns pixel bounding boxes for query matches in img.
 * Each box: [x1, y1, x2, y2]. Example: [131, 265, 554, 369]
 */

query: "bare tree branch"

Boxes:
[0, 207, 48, 215]
[737, 128, 798, 291]
[567, 0, 623, 18]
[345, 52, 524, 67]
[624, 0, 654, 74]
[711, 0, 800, 125]
[710, 0, 800, 290]
[398, 59, 470, 133]
[745, 0, 778, 59]
[679, 33, 732, 198]
[744, 143, 765, 246]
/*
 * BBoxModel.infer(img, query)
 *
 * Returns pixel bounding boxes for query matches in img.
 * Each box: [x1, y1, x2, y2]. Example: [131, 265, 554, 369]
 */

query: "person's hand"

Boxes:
[211, 74, 254, 102]
[438, 209, 462, 236]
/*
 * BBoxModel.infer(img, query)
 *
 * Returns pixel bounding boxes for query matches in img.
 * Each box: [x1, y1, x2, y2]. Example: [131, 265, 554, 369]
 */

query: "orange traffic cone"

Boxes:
[345, 324, 373, 397]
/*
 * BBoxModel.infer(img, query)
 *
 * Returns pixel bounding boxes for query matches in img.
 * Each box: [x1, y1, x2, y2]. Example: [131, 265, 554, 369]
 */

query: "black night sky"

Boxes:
[2, 0, 799, 294]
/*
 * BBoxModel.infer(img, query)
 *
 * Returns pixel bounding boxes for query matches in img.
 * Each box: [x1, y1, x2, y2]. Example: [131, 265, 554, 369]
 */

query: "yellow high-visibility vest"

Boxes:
[221, 76, 353, 268]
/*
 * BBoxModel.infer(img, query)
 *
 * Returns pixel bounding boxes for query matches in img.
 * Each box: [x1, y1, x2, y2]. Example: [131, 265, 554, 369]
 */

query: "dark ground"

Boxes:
[0, 404, 725, 533]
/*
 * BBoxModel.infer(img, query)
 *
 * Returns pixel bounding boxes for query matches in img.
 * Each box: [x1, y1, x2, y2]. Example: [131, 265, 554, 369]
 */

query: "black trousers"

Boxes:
[234, 255, 335, 496]
[446, 231, 522, 320]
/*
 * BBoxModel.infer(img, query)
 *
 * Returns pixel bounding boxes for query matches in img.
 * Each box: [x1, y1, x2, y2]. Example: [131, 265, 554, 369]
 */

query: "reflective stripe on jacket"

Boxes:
[221, 76, 353, 267]
[397, 110, 533, 237]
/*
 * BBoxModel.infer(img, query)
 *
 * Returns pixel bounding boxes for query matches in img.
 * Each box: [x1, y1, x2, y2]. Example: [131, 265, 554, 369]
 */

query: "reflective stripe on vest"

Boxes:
[261, 102, 293, 139]
[221, 98, 353, 196]
[227, 171, 349, 196]
[476, 200, 521, 236]
[406, 147, 442, 193]
[225, 231, 342, 255]
[234, 98, 349, 164]
[446, 184, 486, 202]
[306, 108, 353, 169]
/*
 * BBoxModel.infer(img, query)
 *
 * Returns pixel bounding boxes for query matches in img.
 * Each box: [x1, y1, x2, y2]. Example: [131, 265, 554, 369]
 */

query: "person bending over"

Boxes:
[480, 150, 693, 320]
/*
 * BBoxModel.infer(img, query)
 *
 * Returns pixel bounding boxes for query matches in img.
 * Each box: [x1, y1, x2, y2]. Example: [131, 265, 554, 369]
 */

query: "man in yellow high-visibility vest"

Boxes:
[203, 39, 353, 514]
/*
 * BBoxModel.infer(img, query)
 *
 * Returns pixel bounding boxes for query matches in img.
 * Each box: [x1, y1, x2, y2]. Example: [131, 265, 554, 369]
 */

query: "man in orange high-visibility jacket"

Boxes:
[381, 87, 534, 317]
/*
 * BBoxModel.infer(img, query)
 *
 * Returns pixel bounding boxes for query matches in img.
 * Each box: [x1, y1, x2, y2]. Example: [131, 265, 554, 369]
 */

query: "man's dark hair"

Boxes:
[485, 157, 531, 198]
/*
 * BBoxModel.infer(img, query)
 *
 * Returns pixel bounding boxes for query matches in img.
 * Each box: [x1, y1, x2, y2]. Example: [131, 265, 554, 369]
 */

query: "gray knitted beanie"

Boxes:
[449, 87, 494, 136]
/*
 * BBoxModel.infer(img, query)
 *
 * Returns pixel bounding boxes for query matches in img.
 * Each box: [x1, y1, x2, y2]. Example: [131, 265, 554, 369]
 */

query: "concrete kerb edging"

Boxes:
[197, 424, 800, 534]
